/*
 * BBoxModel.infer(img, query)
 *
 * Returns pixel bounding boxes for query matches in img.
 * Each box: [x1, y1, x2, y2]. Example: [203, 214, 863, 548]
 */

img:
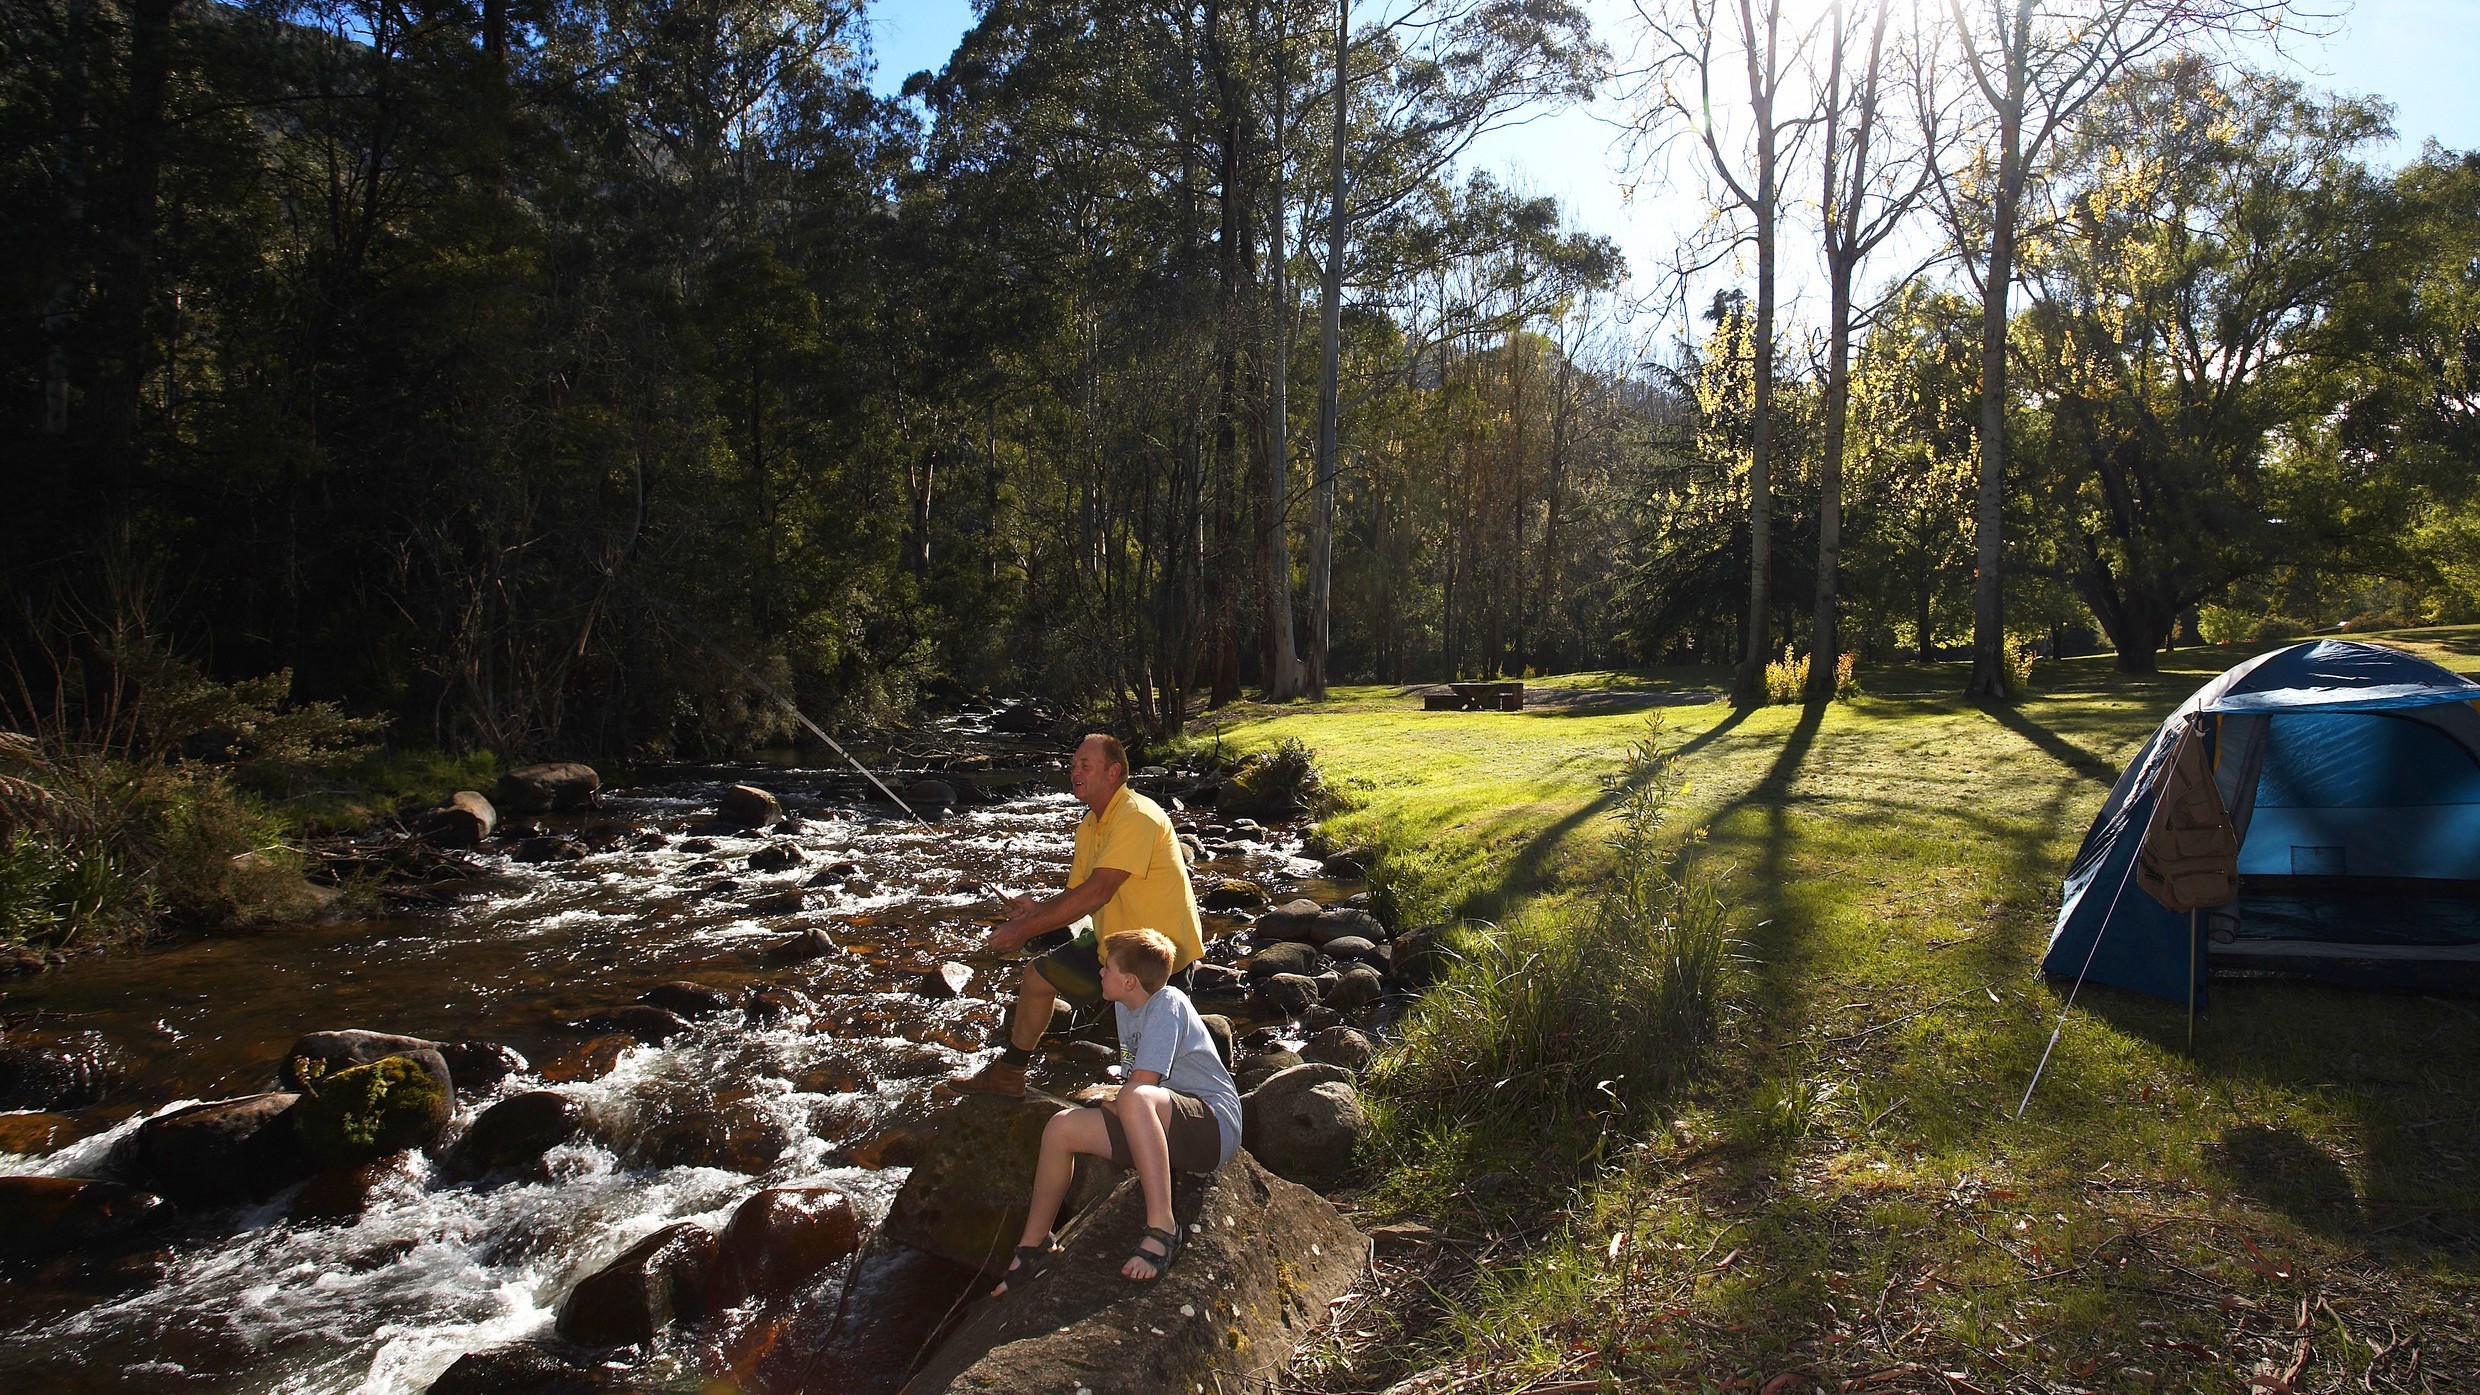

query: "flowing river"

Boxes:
[0, 747, 1321, 1394]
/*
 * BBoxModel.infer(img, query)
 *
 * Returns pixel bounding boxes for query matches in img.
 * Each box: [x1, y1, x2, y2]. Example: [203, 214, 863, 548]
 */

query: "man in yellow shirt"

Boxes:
[950, 732, 1205, 1097]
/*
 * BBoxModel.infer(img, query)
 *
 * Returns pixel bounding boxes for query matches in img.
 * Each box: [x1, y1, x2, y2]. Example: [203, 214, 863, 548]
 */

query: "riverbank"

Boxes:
[1215, 633, 2480, 1392]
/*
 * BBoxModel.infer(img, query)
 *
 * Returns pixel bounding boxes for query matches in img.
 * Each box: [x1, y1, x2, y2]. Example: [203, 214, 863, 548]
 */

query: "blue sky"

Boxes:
[865, 0, 2480, 308]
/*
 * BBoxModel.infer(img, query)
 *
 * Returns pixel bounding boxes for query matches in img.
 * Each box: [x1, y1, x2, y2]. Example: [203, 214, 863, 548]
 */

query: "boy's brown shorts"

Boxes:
[1097, 1089, 1224, 1173]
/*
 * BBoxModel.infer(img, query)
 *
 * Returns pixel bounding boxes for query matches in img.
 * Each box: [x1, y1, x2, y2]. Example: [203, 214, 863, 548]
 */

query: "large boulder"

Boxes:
[134, 1092, 313, 1206]
[555, 1221, 718, 1348]
[1242, 1063, 1367, 1186]
[448, 1091, 586, 1177]
[632, 1097, 793, 1174]
[0, 1176, 170, 1264]
[718, 784, 782, 829]
[425, 1343, 615, 1395]
[705, 1186, 863, 1311]
[413, 791, 499, 848]
[882, 1093, 1086, 1273]
[899, 1152, 1368, 1395]
[290, 1050, 455, 1169]
[495, 763, 601, 814]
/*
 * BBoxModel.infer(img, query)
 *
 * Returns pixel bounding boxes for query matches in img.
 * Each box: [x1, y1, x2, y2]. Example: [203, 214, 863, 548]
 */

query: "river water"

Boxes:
[0, 755, 1313, 1393]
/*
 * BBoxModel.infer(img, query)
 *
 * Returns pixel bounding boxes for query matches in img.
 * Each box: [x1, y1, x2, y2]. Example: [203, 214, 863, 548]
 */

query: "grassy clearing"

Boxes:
[1216, 630, 2480, 1394]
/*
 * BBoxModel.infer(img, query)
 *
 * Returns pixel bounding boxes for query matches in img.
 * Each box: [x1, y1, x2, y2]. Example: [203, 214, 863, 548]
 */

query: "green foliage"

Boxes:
[290, 1055, 449, 1169]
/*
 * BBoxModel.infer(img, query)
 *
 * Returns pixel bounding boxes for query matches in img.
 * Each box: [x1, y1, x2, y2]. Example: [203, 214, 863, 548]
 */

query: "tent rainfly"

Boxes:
[2044, 640, 2480, 1008]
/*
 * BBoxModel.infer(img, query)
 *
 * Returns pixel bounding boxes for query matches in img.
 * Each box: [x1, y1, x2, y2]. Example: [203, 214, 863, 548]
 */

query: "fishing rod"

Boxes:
[627, 588, 927, 825]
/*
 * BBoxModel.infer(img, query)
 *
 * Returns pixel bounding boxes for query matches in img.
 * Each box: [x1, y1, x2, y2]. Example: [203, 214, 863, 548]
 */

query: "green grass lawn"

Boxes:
[1211, 629, 2480, 1394]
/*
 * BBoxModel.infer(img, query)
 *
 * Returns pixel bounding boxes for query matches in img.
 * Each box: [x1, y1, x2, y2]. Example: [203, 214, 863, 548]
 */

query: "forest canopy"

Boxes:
[5, 0, 2476, 753]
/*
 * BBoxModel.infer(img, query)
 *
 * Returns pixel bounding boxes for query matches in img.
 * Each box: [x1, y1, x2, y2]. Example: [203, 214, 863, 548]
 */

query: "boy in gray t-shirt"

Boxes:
[991, 929, 1241, 1296]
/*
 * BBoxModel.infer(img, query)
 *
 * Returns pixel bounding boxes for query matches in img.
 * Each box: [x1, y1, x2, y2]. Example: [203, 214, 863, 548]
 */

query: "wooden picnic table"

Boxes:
[1424, 681, 1524, 712]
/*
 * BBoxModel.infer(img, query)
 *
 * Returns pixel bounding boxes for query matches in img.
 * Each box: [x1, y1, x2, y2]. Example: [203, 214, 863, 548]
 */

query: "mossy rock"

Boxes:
[290, 1051, 452, 1168]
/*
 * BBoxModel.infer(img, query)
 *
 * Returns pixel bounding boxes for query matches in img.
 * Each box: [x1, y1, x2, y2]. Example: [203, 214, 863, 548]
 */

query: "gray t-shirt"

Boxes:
[1114, 985, 1241, 1167]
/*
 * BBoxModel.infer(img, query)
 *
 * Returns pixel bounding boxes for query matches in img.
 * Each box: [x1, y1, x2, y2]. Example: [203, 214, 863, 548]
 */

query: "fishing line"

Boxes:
[626, 587, 927, 824]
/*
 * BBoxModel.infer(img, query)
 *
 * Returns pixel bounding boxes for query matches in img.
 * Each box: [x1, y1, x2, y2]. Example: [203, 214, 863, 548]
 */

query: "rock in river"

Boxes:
[133, 1092, 312, 1207]
[289, 1050, 454, 1170]
[425, 1343, 615, 1395]
[412, 790, 498, 848]
[641, 981, 736, 1019]
[773, 927, 839, 962]
[0, 1176, 170, 1264]
[747, 841, 805, 873]
[1255, 972, 1319, 1017]
[495, 762, 601, 814]
[904, 779, 959, 813]
[576, 1005, 693, 1046]
[718, 784, 782, 829]
[447, 1091, 586, 1178]
[1245, 940, 1322, 980]
[1301, 1025, 1377, 1073]
[1199, 878, 1269, 911]
[913, 961, 973, 1000]
[898, 1152, 1368, 1395]
[704, 1186, 862, 1311]
[555, 1221, 718, 1348]
[511, 836, 587, 864]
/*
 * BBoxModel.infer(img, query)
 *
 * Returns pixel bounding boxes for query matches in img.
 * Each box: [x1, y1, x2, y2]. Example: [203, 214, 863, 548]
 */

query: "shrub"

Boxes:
[1763, 647, 1808, 704]
[2008, 643, 2038, 694]
[1217, 736, 1325, 819]
[1372, 719, 1736, 1137]
[1762, 647, 1860, 704]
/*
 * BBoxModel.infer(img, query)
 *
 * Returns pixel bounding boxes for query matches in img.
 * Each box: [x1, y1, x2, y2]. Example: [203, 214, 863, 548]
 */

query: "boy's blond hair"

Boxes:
[1103, 929, 1176, 993]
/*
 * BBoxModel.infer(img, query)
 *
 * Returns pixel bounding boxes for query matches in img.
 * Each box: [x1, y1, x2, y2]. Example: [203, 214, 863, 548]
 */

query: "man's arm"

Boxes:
[988, 867, 1129, 953]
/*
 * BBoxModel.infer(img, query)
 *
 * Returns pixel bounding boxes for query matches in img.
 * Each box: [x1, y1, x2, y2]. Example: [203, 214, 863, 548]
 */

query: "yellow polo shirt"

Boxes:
[1070, 784, 1204, 969]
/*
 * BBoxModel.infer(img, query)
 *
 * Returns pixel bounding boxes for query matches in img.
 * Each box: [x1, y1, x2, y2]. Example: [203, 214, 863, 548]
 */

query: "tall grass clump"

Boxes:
[3, 609, 384, 947]
[1373, 718, 1737, 1141]
[1762, 647, 1860, 704]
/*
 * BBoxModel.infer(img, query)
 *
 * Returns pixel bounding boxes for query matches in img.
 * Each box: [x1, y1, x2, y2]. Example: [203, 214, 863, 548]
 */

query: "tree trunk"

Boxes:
[1966, 80, 2027, 698]
[1727, 3, 1784, 707]
[87, 0, 181, 460]
[1262, 20, 1303, 701]
[1306, 0, 1348, 699]
[1207, 0, 1247, 710]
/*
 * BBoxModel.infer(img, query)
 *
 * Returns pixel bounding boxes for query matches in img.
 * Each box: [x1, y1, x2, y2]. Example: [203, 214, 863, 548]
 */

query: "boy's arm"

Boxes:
[1125, 1070, 1164, 1086]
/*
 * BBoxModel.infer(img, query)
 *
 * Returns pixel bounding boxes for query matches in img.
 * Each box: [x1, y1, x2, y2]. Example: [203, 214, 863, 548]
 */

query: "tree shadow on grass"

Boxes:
[1977, 699, 2120, 786]
[1460, 704, 1760, 920]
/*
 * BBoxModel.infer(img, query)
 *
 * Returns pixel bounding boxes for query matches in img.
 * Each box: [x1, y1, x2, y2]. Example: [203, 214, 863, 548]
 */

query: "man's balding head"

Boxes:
[1070, 733, 1129, 813]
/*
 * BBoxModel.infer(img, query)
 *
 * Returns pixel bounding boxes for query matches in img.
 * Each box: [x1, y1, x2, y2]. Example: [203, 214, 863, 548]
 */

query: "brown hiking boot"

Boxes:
[948, 1056, 1027, 1098]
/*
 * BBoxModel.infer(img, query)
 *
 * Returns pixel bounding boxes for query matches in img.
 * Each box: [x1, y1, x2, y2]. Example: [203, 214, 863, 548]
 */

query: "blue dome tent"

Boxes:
[2044, 641, 2480, 1009]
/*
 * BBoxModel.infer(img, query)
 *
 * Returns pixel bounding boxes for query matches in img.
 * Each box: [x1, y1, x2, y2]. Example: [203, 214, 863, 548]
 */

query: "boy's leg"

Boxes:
[1113, 1084, 1179, 1279]
[996, 1106, 1114, 1296]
